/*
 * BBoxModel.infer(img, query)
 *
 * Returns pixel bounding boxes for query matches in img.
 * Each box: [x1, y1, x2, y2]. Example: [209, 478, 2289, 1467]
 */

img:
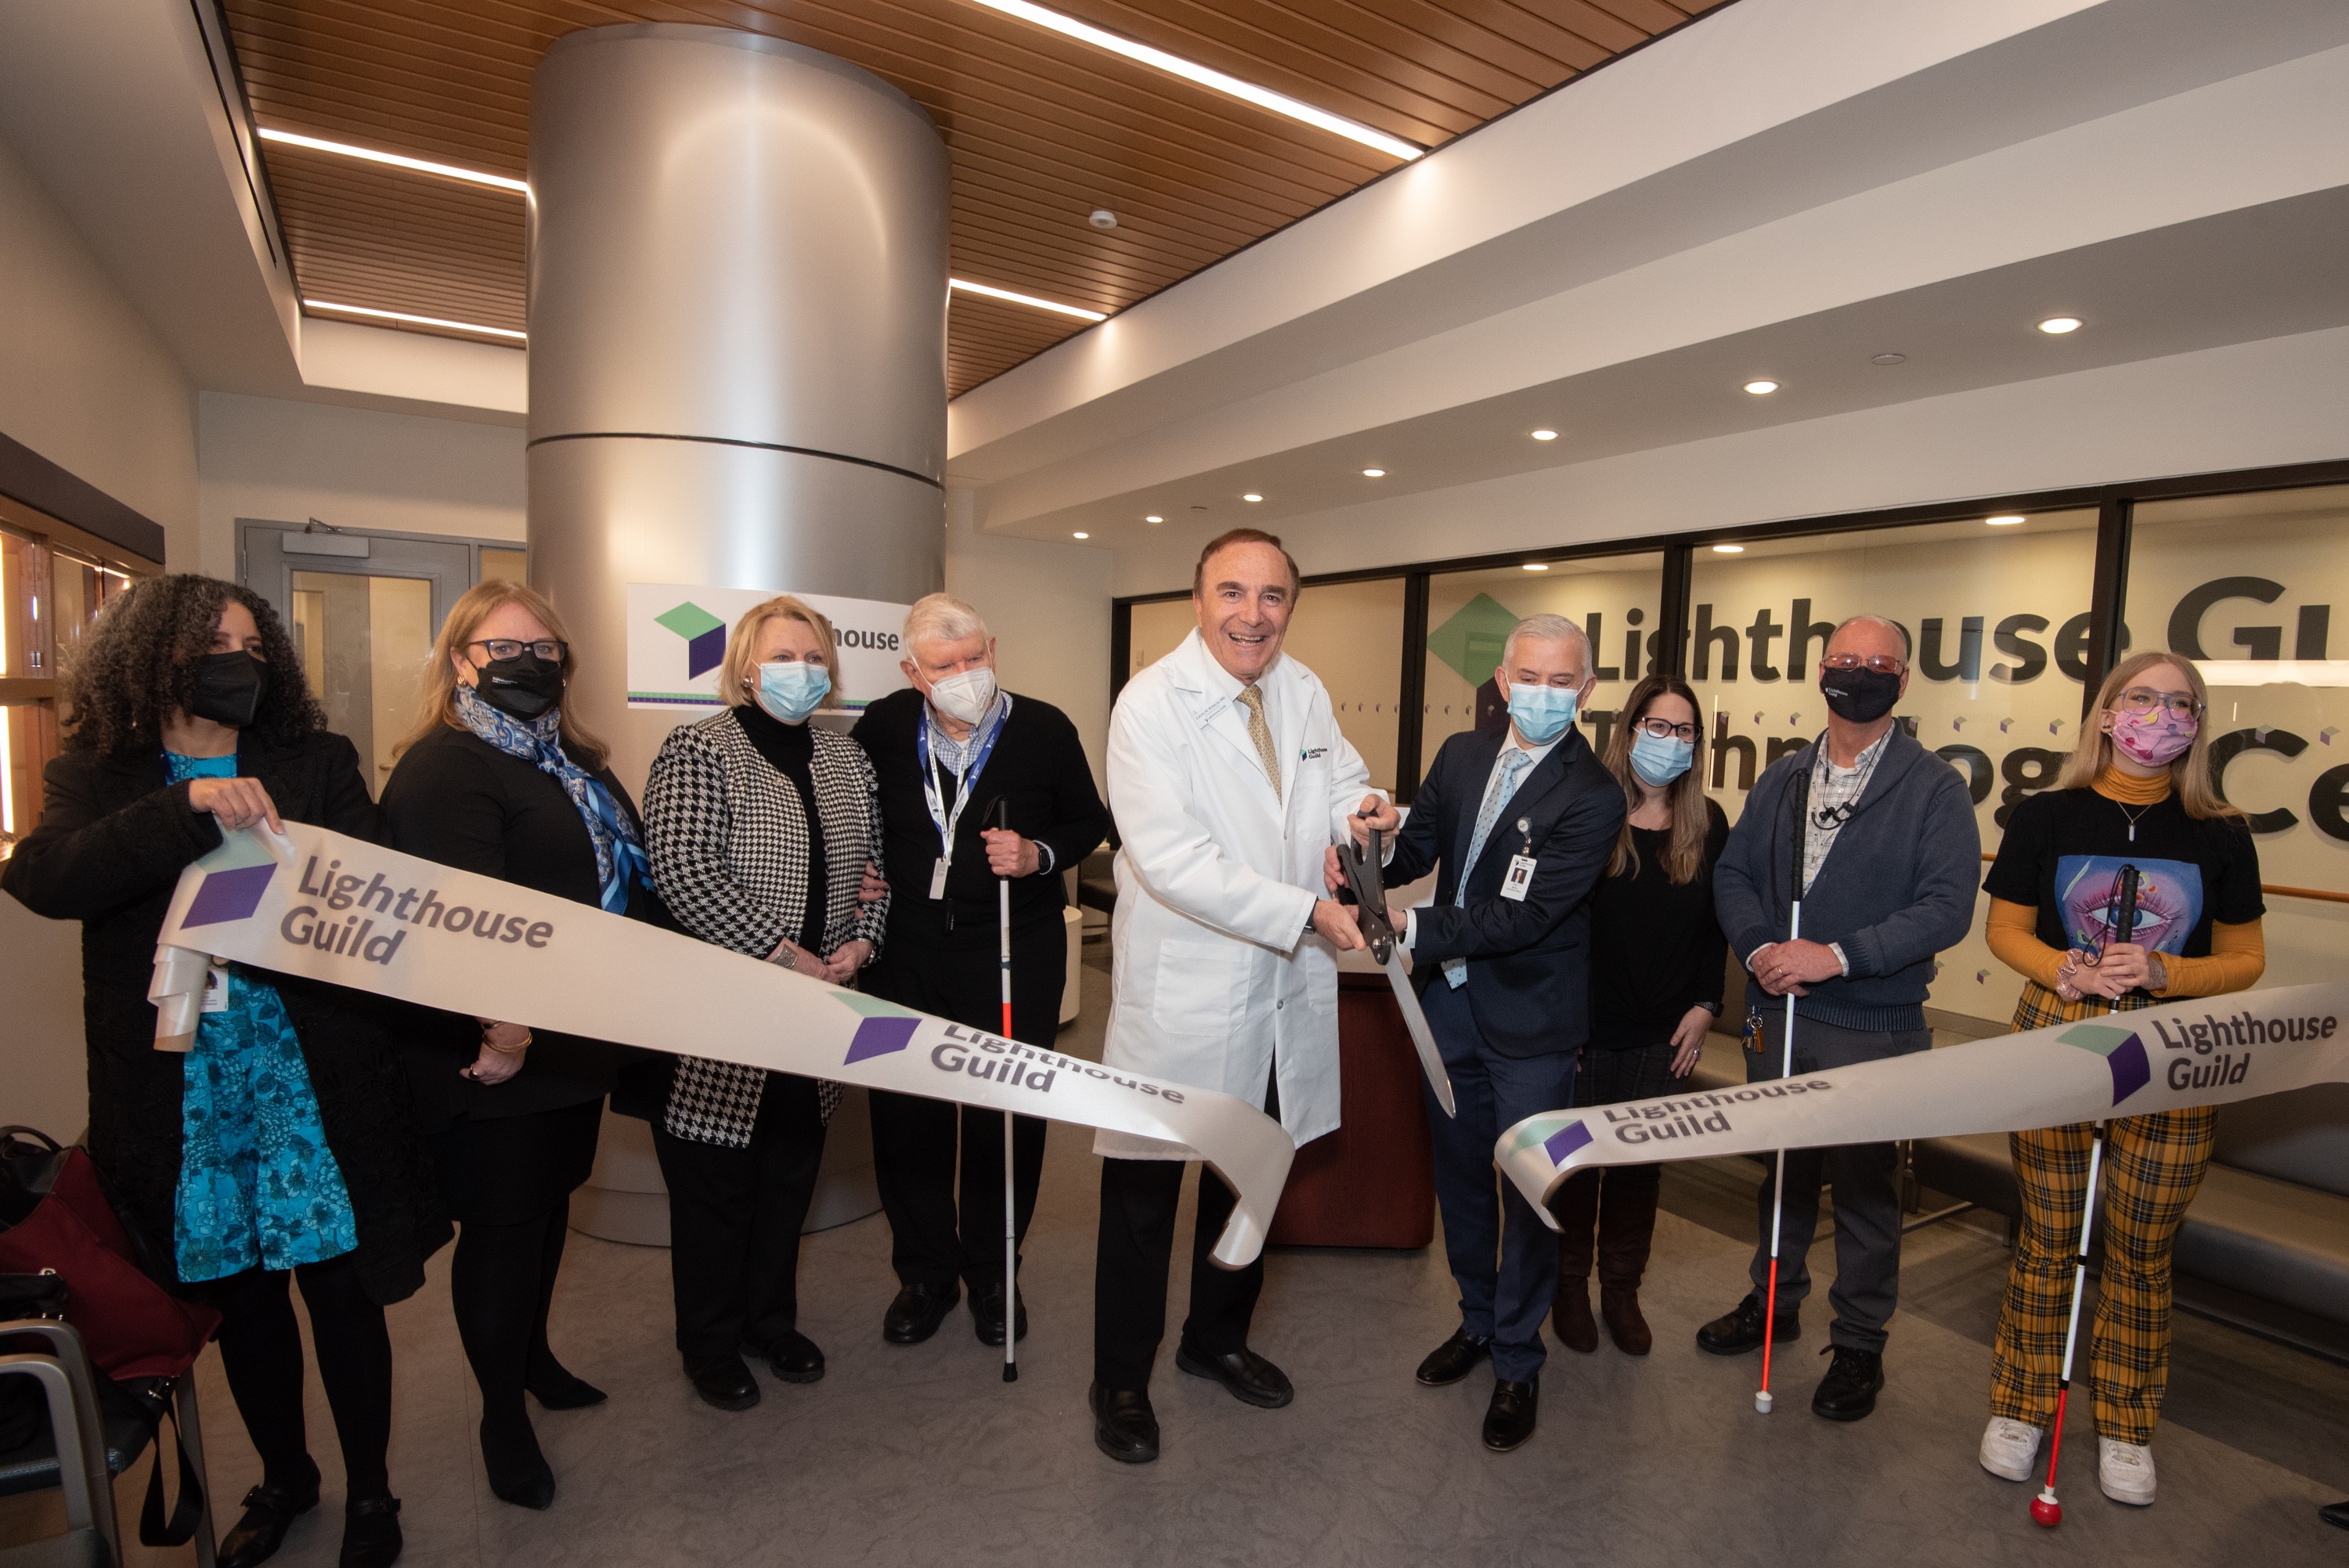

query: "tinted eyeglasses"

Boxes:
[467, 638, 568, 664]
[1632, 716, 1698, 742]
[1820, 653, 1907, 676]
[2114, 687, 2201, 720]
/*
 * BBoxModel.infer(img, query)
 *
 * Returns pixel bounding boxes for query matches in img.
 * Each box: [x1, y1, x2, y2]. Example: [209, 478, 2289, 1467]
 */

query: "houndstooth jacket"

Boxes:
[643, 708, 889, 1146]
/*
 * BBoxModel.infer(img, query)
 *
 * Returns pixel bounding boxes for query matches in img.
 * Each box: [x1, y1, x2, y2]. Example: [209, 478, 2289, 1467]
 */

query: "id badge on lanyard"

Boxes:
[918, 698, 1009, 899]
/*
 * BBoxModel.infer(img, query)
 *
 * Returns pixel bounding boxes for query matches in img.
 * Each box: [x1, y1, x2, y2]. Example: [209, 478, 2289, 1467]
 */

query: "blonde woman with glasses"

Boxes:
[1974, 651, 2265, 1509]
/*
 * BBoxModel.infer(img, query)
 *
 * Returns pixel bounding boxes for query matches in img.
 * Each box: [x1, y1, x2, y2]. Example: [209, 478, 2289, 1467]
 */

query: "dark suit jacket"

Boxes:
[1, 734, 450, 1304]
[1385, 725, 1626, 1058]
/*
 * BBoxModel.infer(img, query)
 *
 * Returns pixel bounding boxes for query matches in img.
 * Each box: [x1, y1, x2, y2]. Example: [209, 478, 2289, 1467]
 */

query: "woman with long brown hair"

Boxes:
[1551, 672, 1727, 1357]
[380, 580, 656, 1511]
[1976, 651, 2264, 1509]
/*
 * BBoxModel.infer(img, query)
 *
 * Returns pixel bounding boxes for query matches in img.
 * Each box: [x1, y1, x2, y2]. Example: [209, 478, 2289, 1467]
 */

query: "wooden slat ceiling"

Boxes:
[222, 0, 1729, 395]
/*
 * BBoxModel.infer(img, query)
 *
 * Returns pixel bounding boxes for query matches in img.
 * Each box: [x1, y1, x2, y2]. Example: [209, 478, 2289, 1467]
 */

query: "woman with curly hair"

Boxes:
[2, 574, 446, 1568]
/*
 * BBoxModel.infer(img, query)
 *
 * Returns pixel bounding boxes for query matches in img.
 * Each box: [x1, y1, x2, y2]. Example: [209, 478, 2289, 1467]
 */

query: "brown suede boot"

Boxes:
[1596, 1173, 1661, 1355]
[1551, 1171, 1600, 1353]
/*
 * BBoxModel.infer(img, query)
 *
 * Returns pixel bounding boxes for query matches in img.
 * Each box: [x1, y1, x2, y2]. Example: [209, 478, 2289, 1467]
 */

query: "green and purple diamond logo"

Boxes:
[832, 993, 922, 1065]
[2059, 1021, 2151, 1106]
[182, 862, 276, 927]
[655, 600, 729, 680]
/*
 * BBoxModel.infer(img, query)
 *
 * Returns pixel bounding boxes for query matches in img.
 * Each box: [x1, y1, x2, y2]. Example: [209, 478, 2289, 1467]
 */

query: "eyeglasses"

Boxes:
[467, 638, 567, 663]
[1821, 653, 1907, 676]
[1632, 716, 1698, 742]
[2114, 687, 2201, 719]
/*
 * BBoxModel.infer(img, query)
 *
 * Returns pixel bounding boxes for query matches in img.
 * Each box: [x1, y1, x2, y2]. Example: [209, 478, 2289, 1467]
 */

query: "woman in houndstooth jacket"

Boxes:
[641, 594, 888, 1414]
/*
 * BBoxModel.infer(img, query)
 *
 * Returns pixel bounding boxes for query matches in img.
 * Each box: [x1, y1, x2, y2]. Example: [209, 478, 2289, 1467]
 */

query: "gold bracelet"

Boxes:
[482, 1029, 533, 1055]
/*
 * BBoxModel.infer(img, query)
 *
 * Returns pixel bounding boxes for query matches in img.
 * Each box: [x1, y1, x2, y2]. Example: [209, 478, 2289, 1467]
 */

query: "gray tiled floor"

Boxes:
[13, 946, 2347, 1566]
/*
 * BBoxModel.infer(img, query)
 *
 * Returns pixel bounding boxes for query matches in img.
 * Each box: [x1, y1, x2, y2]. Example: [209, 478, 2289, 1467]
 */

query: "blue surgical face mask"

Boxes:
[1503, 680, 1579, 746]
[753, 659, 830, 723]
[1629, 730, 1694, 788]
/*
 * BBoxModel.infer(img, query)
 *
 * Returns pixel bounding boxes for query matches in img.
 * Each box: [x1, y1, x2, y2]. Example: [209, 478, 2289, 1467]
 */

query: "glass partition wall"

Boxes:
[1422, 553, 1662, 764]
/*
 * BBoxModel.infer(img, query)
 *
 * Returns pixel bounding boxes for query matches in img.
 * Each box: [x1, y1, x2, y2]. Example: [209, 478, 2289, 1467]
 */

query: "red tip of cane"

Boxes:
[2030, 1490, 2062, 1528]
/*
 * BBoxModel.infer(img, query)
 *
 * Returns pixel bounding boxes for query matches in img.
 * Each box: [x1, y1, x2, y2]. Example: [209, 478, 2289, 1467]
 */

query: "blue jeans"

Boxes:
[1420, 980, 1579, 1383]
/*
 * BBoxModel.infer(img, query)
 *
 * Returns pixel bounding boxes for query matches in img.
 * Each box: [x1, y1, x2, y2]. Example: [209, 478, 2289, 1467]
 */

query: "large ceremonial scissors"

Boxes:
[1336, 826, 1457, 1119]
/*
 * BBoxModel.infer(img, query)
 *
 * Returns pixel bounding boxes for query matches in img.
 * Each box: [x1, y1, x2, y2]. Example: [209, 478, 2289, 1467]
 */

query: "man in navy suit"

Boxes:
[1353, 613, 1625, 1452]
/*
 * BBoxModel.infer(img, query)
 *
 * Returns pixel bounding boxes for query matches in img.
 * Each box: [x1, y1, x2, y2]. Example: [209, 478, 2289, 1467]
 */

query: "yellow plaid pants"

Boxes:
[1987, 983, 2216, 1445]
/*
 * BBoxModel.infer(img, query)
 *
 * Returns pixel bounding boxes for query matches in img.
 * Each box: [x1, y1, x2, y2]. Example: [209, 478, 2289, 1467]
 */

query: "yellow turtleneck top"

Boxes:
[1984, 764, 2264, 1000]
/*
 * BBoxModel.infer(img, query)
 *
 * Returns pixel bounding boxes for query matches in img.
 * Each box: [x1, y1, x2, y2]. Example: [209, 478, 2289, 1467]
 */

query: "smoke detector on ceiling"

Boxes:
[1088, 209, 1119, 229]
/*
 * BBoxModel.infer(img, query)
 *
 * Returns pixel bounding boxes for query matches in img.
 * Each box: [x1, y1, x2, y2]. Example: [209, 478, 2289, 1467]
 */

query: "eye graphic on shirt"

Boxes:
[2055, 856, 2203, 957]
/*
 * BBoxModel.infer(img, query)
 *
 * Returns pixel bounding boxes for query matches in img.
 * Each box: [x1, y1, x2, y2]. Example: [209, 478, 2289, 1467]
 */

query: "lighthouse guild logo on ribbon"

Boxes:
[2058, 1020, 2152, 1106]
[180, 860, 277, 928]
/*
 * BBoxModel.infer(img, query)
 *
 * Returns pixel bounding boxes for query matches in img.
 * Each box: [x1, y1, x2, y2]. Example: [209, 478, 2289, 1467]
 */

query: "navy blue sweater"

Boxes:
[1712, 726, 1981, 1033]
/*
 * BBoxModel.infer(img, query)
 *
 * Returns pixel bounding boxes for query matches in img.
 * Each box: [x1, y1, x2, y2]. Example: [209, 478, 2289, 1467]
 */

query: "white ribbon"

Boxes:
[1496, 983, 2349, 1226]
[151, 822, 1294, 1267]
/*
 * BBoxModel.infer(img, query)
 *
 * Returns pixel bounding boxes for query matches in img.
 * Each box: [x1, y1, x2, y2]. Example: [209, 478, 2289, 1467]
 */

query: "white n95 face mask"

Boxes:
[929, 667, 998, 725]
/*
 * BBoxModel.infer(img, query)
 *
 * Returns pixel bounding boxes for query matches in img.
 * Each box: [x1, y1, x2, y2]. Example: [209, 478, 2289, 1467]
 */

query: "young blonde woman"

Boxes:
[1976, 651, 2264, 1509]
[380, 581, 656, 1511]
[639, 596, 887, 1412]
[1553, 673, 1727, 1356]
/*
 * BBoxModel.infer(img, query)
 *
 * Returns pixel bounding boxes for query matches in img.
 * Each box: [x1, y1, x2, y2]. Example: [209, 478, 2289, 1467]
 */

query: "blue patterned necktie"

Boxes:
[1445, 746, 1532, 988]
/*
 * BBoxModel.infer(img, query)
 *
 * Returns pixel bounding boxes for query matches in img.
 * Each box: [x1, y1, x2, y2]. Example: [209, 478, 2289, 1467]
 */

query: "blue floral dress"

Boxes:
[167, 752, 360, 1281]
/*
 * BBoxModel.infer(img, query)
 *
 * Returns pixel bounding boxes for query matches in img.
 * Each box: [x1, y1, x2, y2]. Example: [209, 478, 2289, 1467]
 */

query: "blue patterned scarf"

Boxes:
[455, 685, 648, 913]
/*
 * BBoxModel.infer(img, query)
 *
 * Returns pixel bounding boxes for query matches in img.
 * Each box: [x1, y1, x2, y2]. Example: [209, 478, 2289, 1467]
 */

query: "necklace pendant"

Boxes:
[2128, 824, 2135, 842]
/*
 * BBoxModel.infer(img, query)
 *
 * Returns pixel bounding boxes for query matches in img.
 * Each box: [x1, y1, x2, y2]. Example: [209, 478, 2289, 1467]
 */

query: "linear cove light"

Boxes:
[949, 277, 1107, 321]
[259, 127, 527, 192]
[963, 0, 1422, 162]
[304, 300, 526, 341]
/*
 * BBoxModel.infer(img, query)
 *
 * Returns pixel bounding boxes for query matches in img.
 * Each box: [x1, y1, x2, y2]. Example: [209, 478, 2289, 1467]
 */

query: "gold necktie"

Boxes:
[1238, 683, 1282, 795]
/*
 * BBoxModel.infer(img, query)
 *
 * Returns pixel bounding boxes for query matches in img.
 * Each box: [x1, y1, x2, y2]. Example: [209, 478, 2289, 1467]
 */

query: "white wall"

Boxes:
[196, 391, 529, 576]
[944, 526, 1114, 785]
[0, 134, 195, 560]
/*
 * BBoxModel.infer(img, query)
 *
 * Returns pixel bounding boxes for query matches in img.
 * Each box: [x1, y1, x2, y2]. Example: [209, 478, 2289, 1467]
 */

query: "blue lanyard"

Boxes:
[917, 696, 1011, 867]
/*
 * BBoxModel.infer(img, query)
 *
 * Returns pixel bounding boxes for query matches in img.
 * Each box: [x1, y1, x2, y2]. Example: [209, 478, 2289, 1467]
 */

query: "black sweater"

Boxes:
[851, 687, 1108, 952]
[378, 725, 660, 1125]
[2, 734, 449, 1303]
[1586, 798, 1731, 1049]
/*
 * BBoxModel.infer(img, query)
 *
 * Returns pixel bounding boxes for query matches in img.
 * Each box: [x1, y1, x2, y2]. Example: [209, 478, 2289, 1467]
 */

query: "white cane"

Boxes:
[988, 796, 1019, 1383]
[1757, 767, 1812, 1415]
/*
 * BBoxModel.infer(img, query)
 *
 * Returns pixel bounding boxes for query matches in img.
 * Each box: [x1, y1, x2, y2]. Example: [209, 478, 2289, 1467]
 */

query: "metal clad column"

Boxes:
[529, 23, 947, 792]
[530, 25, 944, 1245]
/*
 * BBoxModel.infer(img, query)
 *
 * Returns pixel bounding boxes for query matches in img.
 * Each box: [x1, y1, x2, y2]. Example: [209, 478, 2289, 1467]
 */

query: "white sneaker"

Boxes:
[1979, 1416, 2044, 1481]
[2098, 1437, 2157, 1505]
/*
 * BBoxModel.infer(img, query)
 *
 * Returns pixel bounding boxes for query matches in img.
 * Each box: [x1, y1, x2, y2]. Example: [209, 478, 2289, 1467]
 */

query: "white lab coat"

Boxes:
[1097, 629, 1373, 1159]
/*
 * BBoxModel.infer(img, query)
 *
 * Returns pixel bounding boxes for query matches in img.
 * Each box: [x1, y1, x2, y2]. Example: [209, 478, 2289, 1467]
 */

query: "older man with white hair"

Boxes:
[1363, 612, 1625, 1453]
[852, 593, 1109, 1351]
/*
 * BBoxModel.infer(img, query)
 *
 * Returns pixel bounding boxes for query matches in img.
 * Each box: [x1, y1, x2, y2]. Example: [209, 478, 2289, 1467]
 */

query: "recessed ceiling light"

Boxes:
[1362, 467, 1385, 478]
[259, 127, 527, 193]
[1088, 208, 1118, 229]
[1986, 514, 2026, 526]
[1529, 429, 1558, 441]
[2038, 315, 2082, 334]
[1871, 352, 1907, 366]
[1743, 380, 1779, 395]
[1242, 492, 1264, 503]
[1711, 543, 1745, 553]
[1521, 563, 1549, 571]
[303, 300, 525, 341]
[965, 0, 1423, 161]
[1072, 531, 1089, 539]
[950, 277, 1107, 321]
[1143, 514, 1164, 523]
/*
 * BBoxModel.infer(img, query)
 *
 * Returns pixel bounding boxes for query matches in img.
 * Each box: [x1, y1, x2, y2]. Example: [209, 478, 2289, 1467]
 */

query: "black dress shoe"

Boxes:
[218, 1473, 321, 1568]
[526, 1358, 607, 1410]
[2321, 1499, 2349, 1531]
[688, 1354, 761, 1411]
[1811, 1343, 1885, 1422]
[746, 1331, 825, 1384]
[1695, 1292, 1800, 1356]
[882, 1281, 961, 1345]
[1174, 1343, 1294, 1408]
[969, 1281, 1030, 1347]
[479, 1412, 555, 1510]
[1482, 1379, 1539, 1452]
[1088, 1381, 1160, 1465]
[339, 1495, 402, 1568]
[1414, 1328, 1492, 1387]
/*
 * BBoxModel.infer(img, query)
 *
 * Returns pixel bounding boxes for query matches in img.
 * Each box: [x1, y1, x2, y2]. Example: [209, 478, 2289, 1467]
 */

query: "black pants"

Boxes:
[865, 919, 1063, 1291]
[201, 1255, 393, 1499]
[651, 1072, 827, 1372]
[1092, 1075, 1278, 1392]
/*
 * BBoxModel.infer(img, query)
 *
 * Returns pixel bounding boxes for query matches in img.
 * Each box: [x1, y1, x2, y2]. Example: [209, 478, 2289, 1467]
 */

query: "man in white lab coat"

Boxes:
[1088, 528, 1391, 1465]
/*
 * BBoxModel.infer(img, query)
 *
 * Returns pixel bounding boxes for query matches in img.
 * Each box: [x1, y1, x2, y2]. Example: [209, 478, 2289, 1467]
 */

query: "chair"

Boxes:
[0, 1317, 218, 1567]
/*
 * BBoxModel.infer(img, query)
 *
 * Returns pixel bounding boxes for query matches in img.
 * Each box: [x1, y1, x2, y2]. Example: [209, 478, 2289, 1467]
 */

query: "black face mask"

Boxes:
[187, 650, 268, 728]
[475, 653, 565, 720]
[1820, 665, 1902, 724]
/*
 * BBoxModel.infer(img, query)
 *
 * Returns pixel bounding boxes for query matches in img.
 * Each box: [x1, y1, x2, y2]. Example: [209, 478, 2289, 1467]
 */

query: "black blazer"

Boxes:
[1386, 725, 1626, 1058]
[379, 725, 662, 1126]
[1, 734, 450, 1304]
[851, 687, 1109, 953]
